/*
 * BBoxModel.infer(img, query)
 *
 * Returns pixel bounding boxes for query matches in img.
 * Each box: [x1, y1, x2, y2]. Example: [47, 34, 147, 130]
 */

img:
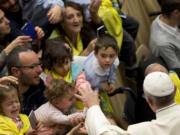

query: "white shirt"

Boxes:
[85, 103, 180, 135]
[157, 15, 180, 40]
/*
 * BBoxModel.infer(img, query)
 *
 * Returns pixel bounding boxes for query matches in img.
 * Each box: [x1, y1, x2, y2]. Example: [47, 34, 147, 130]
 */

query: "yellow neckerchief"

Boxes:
[65, 33, 83, 56]
[49, 28, 61, 39]
[169, 71, 180, 105]
[44, 69, 72, 83]
[98, 0, 123, 52]
[49, 28, 83, 56]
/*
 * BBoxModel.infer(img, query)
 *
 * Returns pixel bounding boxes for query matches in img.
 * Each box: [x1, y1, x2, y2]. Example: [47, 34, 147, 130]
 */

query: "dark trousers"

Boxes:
[119, 15, 139, 68]
[122, 15, 139, 40]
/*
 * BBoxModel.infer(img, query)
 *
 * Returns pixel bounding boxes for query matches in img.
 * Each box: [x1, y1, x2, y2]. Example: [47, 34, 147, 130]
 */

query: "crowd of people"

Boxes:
[0, 0, 179, 134]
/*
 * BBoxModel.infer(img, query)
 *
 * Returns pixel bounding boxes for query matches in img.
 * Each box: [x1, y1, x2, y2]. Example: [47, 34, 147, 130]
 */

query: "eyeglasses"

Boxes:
[16, 62, 42, 70]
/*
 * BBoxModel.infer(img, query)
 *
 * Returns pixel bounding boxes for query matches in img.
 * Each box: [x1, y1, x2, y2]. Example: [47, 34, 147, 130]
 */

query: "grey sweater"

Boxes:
[149, 16, 180, 69]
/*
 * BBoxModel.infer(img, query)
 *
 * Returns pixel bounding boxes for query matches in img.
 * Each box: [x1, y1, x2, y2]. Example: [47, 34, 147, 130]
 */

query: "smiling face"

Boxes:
[95, 47, 118, 69]
[0, 10, 11, 37]
[61, 6, 83, 34]
[18, 51, 42, 87]
[1, 90, 20, 119]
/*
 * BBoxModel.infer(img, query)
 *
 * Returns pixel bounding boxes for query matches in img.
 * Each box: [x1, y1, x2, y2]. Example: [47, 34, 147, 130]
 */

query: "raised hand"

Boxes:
[0, 76, 18, 89]
[4, 35, 32, 55]
[47, 5, 63, 24]
[75, 84, 99, 108]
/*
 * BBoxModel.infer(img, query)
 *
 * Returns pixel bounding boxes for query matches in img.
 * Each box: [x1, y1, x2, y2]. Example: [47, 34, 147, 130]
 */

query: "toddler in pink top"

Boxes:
[35, 79, 87, 134]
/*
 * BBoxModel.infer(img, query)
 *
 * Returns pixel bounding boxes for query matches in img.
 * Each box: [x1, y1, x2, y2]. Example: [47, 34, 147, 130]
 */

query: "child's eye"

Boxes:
[109, 54, 115, 58]
[101, 54, 106, 58]
[7, 103, 12, 106]
[64, 60, 69, 65]
[77, 13, 82, 17]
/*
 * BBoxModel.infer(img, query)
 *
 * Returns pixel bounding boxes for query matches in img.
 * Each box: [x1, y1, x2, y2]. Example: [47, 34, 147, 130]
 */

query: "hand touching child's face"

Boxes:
[95, 47, 117, 69]
[1, 90, 20, 119]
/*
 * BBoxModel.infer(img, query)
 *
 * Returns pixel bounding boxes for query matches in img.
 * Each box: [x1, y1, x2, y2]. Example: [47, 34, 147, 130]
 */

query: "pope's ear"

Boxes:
[146, 96, 153, 106]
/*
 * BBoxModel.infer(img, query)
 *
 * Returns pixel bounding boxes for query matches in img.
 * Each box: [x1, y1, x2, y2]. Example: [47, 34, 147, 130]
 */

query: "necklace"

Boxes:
[12, 116, 23, 130]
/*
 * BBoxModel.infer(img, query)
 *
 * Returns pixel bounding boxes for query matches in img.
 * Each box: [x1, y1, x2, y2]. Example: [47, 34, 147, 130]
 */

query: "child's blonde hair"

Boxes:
[0, 84, 20, 114]
[44, 79, 74, 103]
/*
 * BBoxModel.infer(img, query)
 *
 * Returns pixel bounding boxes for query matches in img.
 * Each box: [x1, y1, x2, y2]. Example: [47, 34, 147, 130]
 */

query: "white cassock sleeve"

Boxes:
[85, 105, 130, 135]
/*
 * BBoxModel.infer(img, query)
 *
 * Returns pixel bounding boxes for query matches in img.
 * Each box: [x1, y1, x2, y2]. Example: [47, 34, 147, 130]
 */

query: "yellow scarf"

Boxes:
[44, 69, 72, 84]
[65, 33, 83, 56]
[0, 114, 30, 135]
[98, 0, 123, 52]
[49, 29, 83, 55]
[169, 71, 180, 105]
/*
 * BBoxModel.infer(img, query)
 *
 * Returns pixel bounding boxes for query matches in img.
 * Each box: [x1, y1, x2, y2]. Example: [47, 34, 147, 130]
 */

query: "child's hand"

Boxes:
[69, 116, 85, 126]
[45, 75, 53, 86]
[101, 82, 115, 94]
[86, 38, 97, 54]
[101, 82, 110, 92]
[47, 5, 62, 24]
[108, 83, 116, 94]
